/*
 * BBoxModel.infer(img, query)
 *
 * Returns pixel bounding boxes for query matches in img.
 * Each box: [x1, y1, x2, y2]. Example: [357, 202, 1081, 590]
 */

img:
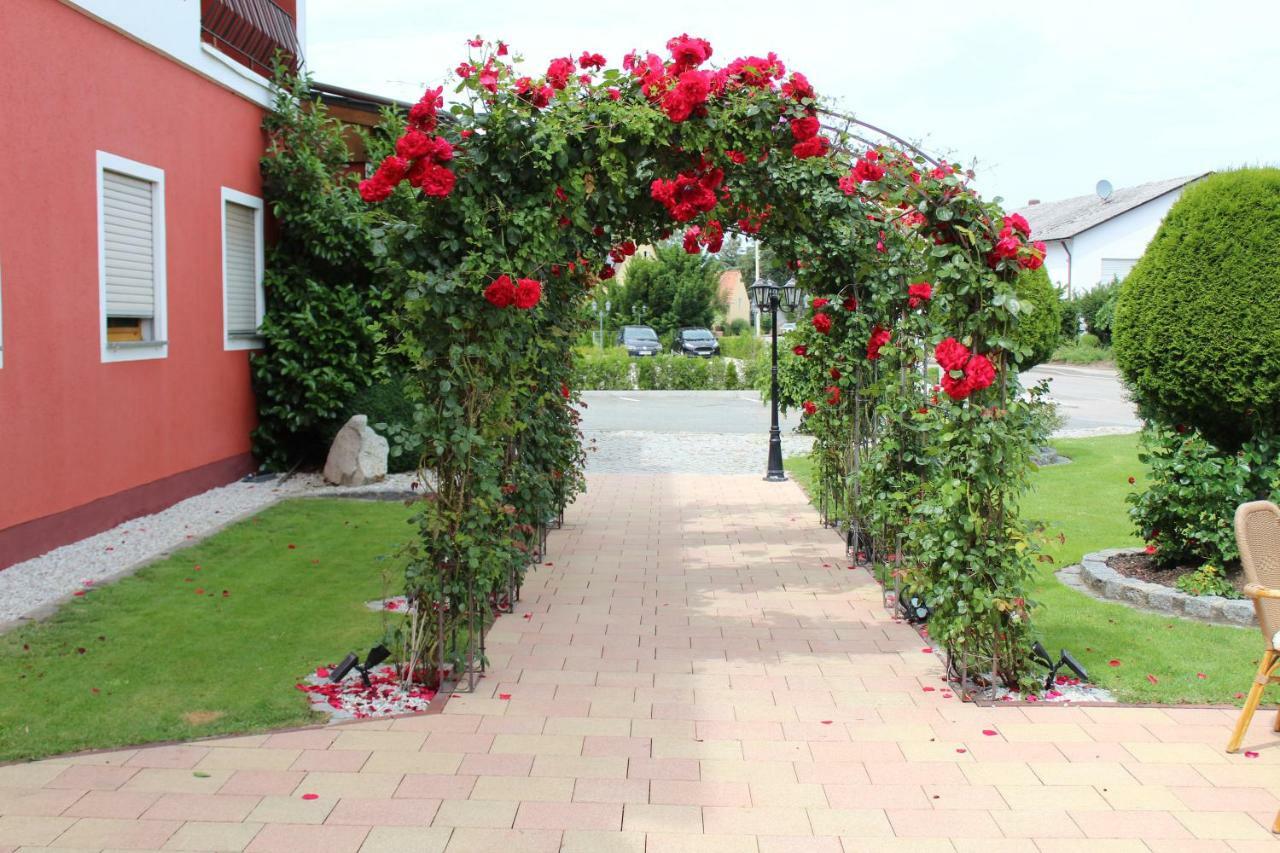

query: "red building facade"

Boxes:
[0, 0, 304, 568]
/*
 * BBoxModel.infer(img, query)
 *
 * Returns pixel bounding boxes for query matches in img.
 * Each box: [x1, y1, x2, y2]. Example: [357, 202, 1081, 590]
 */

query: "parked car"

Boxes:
[780, 322, 797, 333]
[617, 325, 662, 357]
[672, 327, 720, 357]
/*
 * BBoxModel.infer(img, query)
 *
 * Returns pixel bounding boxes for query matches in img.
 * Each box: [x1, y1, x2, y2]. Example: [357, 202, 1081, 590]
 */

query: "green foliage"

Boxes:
[1114, 169, 1280, 450]
[1051, 341, 1113, 365]
[1078, 332, 1101, 349]
[717, 334, 762, 360]
[252, 70, 401, 468]
[348, 375, 422, 473]
[1063, 279, 1120, 345]
[726, 318, 750, 336]
[1010, 266, 1061, 369]
[1128, 424, 1280, 568]
[574, 347, 632, 389]
[1175, 564, 1240, 599]
[611, 244, 722, 338]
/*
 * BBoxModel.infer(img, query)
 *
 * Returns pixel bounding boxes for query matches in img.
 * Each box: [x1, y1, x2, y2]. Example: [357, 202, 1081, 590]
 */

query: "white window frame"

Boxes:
[96, 151, 168, 363]
[220, 187, 266, 350]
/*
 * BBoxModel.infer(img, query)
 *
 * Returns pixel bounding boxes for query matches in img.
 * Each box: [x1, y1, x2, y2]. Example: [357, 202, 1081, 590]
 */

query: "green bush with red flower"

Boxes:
[338, 31, 1054, 690]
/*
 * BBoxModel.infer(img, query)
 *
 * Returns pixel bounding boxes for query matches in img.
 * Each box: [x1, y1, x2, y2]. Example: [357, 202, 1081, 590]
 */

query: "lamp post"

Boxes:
[749, 276, 803, 482]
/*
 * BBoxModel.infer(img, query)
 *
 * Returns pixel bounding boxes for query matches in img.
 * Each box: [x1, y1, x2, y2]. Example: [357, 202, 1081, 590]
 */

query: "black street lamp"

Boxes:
[749, 276, 803, 481]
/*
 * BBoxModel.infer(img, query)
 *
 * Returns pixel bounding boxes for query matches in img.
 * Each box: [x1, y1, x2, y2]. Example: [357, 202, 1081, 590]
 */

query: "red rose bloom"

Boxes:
[513, 278, 542, 309]
[1005, 212, 1031, 237]
[578, 51, 606, 69]
[560, 383, 571, 399]
[599, 265, 616, 280]
[812, 313, 832, 335]
[484, 275, 516, 308]
[825, 385, 841, 406]
[358, 175, 393, 202]
[842, 295, 858, 311]
[430, 137, 454, 162]
[782, 71, 814, 101]
[792, 345, 808, 357]
[829, 366, 841, 380]
[802, 400, 817, 416]
[410, 161, 456, 197]
[907, 282, 933, 308]
[667, 33, 713, 70]
[663, 69, 713, 122]
[546, 57, 575, 89]
[812, 297, 830, 308]
[851, 153, 887, 182]
[866, 326, 891, 360]
[935, 337, 970, 371]
[792, 136, 830, 159]
[790, 115, 820, 141]
[607, 88, 621, 100]
[396, 130, 432, 160]
[725, 149, 747, 165]
[408, 87, 443, 132]
[940, 351, 996, 401]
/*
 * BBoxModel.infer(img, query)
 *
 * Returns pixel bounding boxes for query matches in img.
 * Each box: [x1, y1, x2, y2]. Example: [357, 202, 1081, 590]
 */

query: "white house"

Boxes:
[1016, 173, 1209, 297]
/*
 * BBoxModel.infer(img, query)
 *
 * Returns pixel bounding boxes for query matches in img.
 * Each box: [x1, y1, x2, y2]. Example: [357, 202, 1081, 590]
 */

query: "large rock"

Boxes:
[323, 415, 388, 486]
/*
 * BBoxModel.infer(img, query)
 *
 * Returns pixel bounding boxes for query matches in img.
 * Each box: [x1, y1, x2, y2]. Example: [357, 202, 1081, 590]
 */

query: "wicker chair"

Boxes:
[1226, 501, 1280, 757]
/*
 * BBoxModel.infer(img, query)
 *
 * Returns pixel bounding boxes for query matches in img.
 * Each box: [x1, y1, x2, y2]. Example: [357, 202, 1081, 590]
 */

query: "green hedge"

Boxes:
[1114, 169, 1280, 449]
[1011, 266, 1061, 369]
[573, 351, 741, 390]
[718, 334, 763, 361]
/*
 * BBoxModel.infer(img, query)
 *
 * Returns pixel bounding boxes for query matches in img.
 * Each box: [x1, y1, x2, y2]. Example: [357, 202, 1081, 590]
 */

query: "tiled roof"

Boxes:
[1016, 174, 1209, 241]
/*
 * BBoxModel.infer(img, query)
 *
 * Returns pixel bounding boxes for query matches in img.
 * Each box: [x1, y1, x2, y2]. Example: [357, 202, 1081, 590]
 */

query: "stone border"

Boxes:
[1059, 547, 1255, 627]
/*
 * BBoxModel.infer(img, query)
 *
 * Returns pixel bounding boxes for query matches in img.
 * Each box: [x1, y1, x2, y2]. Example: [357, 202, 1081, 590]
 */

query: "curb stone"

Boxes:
[1058, 548, 1256, 628]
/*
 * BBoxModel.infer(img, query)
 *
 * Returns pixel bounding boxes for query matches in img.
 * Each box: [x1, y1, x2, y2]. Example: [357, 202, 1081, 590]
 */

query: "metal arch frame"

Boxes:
[816, 107, 943, 169]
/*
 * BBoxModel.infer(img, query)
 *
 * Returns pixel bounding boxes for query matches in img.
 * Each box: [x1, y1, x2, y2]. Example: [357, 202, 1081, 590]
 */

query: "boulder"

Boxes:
[323, 415, 388, 486]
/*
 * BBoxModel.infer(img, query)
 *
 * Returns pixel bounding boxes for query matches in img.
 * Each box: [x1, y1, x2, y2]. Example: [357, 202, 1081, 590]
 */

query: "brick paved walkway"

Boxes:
[1, 474, 1277, 851]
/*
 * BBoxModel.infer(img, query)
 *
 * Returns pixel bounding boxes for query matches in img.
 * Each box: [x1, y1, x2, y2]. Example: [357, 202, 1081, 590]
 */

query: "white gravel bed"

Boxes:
[0, 471, 424, 628]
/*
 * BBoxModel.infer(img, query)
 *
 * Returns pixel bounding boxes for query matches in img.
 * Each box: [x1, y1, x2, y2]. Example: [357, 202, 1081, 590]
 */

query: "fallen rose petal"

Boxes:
[1108, 659, 1121, 667]
[921, 647, 933, 654]
[316, 668, 329, 678]
[1244, 751, 1259, 758]
[1235, 692, 1245, 699]
[820, 720, 833, 725]
[73, 591, 86, 597]
[982, 729, 997, 736]
[955, 748, 966, 753]
[922, 686, 935, 692]
[301, 793, 319, 800]
[1146, 674, 1159, 685]
[1196, 673, 1206, 679]
[288, 544, 296, 549]
[498, 693, 512, 700]
[195, 589, 204, 595]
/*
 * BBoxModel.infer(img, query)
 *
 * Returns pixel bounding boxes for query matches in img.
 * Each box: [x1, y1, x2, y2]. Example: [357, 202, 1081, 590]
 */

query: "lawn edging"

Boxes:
[1060, 547, 1256, 628]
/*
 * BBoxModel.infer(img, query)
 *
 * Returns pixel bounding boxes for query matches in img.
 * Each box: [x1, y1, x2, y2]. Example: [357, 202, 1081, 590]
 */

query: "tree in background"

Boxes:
[611, 243, 724, 337]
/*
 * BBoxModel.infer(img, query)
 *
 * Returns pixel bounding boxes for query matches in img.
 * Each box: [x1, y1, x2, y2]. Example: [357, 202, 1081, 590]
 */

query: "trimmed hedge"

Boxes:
[1011, 266, 1061, 369]
[573, 351, 741, 390]
[1114, 169, 1280, 449]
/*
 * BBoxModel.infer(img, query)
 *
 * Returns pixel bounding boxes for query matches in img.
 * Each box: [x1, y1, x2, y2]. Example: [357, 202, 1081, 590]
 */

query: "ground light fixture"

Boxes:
[748, 276, 804, 481]
[1032, 641, 1090, 691]
[329, 644, 392, 690]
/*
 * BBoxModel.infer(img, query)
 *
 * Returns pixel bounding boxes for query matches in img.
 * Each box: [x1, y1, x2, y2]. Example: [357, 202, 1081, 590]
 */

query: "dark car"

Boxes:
[617, 325, 661, 357]
[672, 327, 720, 357]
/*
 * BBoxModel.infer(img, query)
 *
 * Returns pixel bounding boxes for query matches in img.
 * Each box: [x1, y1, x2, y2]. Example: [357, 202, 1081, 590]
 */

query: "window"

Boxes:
[97, 152, 167, 362]
[220, 188, 265, 349]
[1101, 257, 1138, 283]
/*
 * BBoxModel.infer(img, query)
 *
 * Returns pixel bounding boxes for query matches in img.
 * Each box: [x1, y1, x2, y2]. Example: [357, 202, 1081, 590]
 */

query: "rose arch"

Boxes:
[348, 36, 1051, 693]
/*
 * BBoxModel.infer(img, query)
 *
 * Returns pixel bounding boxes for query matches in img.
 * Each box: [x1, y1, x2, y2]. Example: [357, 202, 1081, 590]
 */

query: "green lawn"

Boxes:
[0, 499, 413, 762]
[789, 434, 1267, 705]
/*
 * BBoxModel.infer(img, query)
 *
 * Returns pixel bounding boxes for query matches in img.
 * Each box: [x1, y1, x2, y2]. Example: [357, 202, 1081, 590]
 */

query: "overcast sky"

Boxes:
[304, 0, 1280, 211]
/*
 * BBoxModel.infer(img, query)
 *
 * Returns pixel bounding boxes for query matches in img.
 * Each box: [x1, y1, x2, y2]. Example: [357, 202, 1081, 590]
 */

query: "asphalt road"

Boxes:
[580, 364, 1140, 436]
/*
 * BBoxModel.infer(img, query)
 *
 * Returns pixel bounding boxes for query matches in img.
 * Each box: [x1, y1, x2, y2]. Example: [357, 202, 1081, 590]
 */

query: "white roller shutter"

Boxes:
[1100, 257, 1137, 283]
[102, 170, 156, 318]
[224, 201, 259, 335]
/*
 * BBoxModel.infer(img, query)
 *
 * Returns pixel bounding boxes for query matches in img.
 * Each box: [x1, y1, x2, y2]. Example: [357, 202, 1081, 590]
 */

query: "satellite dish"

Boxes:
[1096, 179, 1114, 201]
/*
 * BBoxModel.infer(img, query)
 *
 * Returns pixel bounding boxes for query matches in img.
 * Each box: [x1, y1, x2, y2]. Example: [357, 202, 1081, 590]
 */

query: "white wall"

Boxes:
[62, 0, 305, 108]
[1041, 185, 1195, 296]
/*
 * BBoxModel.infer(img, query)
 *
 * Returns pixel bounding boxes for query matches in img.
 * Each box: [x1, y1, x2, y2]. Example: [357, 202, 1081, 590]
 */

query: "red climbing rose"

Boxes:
[907, 282, 933, 308]
[802, 400, 817, 415]
[513, 278, 542, 309]
[812, 313, 832, 335]
[484, 275, 516, 308]
[866, 326, 891, 360]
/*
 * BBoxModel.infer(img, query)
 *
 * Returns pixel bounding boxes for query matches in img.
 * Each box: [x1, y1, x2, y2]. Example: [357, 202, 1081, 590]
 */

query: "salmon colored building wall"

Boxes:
[0, 0, 281, 566]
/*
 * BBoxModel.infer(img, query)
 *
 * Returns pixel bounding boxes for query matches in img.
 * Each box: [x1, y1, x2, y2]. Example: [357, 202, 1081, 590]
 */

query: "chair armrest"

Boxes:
[1244, 583, 1280, 600]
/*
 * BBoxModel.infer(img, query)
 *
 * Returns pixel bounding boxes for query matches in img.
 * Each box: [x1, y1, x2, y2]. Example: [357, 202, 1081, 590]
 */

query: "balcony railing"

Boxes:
[200, 0, 300, 78]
